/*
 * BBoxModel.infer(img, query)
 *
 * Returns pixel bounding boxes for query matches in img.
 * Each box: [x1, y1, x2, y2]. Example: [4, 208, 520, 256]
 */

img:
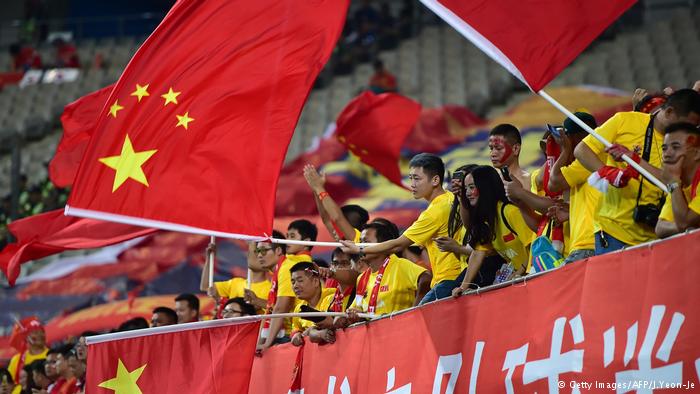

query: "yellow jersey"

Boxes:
[353, 254, 427, 315]
[403, 192, 462, 286]
[8, 347, 48, 383]
[475, 201, 535, 270]
[214, 277, 271, 300]
[582, 112, 664, 245]
[291, 288, 337, 333]
[658, 180, 700, 222]
[561, 159, 600, 251]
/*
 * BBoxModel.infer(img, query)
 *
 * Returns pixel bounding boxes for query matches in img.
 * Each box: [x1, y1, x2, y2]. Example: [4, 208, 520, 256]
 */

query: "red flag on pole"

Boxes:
[87, 320, 259, 394]
[65, 0, 349, 238]
[0, 209, 154, 286]
[49, 84, 114, 188]
[418, 0, 636, 91]
[335, 91, 421, 188]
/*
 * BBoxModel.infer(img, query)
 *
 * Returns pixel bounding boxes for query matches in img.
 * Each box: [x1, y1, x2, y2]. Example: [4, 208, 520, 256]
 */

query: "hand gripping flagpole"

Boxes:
[200, 236, 216, 292]
[538, 90, 669, 194]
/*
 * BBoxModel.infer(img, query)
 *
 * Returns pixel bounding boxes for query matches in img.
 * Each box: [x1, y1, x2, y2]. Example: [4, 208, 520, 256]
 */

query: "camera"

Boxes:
[633, 204, 662, 228]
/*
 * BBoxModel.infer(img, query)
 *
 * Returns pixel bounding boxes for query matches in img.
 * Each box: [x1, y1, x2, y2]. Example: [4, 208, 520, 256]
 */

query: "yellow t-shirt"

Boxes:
[561, 160, 600, 251]
[475, 201, 535, 270]
[271, 253, 312, 333]
[8, 348, 49, 383]
[658, 182, 700, 222]
[353, 254, 427, 315]
[582, 112, 664, 245]
[454, 225, 469, 271]
[291, 287, 337, 333]
[214, 277, 271, 300]
[353, 228, 361, 243]
[403, 192, 462, 286]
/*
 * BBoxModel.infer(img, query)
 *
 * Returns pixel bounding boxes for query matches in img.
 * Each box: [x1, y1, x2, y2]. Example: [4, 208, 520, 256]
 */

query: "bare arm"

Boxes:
[548, 134, 574, 193]
[454, 249, 486, 295]
[655, 219, 679, 239]
[669, 188, 700, 231]
[259, 296, 295, 350]
[341, 235, 413, 255]
[304, 164, 356, 240]
[414, 271, 432, 306]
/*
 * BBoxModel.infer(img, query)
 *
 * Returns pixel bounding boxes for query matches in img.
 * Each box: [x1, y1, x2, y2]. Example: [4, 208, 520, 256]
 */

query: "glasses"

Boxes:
[331, 259, 351, 266]
[254, 247, 273, 255]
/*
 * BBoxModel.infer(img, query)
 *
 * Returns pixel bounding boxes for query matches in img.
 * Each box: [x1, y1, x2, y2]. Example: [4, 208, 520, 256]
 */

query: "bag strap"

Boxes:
[635, 115, 655, 207]
[500, 202, 518, 236]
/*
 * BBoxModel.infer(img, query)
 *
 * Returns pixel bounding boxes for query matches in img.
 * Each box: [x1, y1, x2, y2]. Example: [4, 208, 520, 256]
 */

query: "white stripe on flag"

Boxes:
[418, 0, 527, 88]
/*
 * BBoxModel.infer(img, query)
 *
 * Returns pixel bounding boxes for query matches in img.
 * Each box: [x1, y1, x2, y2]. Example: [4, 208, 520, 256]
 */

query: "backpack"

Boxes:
[530, 219, 564, 273]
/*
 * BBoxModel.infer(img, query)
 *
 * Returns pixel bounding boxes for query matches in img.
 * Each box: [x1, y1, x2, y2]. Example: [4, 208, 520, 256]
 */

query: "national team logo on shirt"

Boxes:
[503, 232, 516, 242]
[379, 285, 389, 292]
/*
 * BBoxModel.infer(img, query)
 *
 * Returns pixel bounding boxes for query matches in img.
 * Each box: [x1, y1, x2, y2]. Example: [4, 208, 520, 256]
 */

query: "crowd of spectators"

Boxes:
[3, 73, 699, 387]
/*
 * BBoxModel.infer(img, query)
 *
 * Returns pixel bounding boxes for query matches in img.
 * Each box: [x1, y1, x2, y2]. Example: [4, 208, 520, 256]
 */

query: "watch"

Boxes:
[667, 181, 680, 193]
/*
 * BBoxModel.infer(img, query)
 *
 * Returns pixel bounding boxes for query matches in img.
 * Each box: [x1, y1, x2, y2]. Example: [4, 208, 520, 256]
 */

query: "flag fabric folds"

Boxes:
[0, 209, 154, 286]
[66, 0, 350, 238]
[87, 319, 259, 394]
[49, 84, 114, 188]
[335, 91, 421, 187]
[418, 0, 636, 91]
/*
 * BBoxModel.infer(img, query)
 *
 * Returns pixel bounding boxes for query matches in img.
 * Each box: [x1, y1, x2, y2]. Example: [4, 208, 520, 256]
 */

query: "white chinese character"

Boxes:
[385, 367, 411, 393]
[603, 305, 685, 394]
[327, 375, 351, 394]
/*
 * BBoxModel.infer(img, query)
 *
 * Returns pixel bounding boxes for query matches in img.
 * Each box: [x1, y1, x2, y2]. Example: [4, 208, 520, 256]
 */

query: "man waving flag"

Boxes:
[66, 0, 349, 239]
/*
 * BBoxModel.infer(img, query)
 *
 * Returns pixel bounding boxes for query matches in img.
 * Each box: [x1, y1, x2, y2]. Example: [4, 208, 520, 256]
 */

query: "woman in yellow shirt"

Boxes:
[453, 166, 535, 297]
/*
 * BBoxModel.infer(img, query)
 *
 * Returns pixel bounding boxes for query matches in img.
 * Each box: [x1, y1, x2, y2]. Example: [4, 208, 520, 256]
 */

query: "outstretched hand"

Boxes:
[303, 164, 326, 193]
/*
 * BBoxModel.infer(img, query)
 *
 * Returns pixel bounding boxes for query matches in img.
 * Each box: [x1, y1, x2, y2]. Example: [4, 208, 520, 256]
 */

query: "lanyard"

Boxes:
[361, 257, 390, 313]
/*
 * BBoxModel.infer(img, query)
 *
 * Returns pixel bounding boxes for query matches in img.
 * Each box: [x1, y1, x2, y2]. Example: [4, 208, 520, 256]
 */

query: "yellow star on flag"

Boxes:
[176, 112, 194, 130]
[109, 100, 124, 118]
[98, 134, 157, 192]
[161, 87, 181, 106]
[98, 359, 147, 394]
[130, 84, 150, 102]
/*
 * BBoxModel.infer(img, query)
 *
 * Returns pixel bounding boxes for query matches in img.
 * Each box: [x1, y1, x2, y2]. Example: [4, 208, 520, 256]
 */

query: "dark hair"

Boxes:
[52, 344, 74, 358]
[373, 59, 384, 70]
[664, 121, 700, 136]
[28, 360, 47, 377]
[224, 297, 257, 316]
[117, 317, 149, 332]
[175, 293, 200, 312]
[289, 261, 320, 276]
[406, 245, 422, 255]
[271, 229, 286, 254]
[152, 306, 178, 324]
[22, 364, 35, 389]
[448, 164, 479, 240]
[490, 124, 522, 145]
[664, 88, 700, 117]
[288, 219, 318, 245]
[0, 368, 12, 384]
[313, 257, 329, 268]
[463, 166, 508, 247]
[341, 204, 369, 229]
[366, 220, 400, 242]
[409, 153, 446, 183]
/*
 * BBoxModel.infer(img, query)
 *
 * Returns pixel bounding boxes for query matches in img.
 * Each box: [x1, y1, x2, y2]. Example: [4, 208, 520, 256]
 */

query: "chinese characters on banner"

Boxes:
[250, 230, 700, 393]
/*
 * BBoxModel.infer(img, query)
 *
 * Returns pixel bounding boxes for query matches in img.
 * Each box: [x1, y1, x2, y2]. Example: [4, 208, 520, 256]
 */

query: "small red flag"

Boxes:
[419, 0, 635, 91]
[87, 320, 259, 394]
[49, 84, 114, 188]
[335, 91, 421, 187]
[66, 0, 349, 238]
[0, 209, 154, 286]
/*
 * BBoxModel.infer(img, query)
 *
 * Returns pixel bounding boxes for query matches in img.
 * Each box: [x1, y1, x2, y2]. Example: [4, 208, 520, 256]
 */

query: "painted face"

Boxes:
[291, 270, 319, 301]
[662, 131, 700, 175]
[464, 174, 479, 206]
[408, 166, 435, 200]
[488, 135, 514, 168]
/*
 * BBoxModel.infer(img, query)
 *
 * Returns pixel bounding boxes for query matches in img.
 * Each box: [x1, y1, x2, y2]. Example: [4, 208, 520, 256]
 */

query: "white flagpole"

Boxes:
[207, 236, 215, 288]
[538, 90, 668, 193]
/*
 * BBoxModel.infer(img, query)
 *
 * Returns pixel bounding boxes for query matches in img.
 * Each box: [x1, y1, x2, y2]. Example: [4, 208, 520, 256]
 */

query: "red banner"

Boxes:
[87, 319, 258, 394]
[251, 230, 700, 393]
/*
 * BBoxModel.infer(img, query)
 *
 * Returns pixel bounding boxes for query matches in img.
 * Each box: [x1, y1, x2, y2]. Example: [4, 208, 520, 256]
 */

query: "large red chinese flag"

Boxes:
[0, 209, 154, 286]
[49, 84, 114, 188]
[66, 0, 349, 238]
[87, 319, 259, 394]
[335, 91, 421, 187]
[418, 0, 635, 91]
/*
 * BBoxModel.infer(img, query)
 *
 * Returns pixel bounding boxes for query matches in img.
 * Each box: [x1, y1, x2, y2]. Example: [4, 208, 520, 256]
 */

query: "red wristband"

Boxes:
[318, 191, 329, 201]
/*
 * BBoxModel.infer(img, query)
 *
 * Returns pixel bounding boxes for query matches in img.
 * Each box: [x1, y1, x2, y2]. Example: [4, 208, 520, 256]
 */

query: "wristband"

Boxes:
[318, 191, 329, 201]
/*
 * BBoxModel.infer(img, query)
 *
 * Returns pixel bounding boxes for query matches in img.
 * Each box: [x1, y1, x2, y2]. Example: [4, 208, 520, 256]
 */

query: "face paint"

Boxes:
[489, 135, 514, 165]
[687, 135, 699, 147]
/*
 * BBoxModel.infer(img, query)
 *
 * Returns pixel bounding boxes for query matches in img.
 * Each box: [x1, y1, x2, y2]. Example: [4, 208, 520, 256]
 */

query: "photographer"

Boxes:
[574, 89, 700, 254]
